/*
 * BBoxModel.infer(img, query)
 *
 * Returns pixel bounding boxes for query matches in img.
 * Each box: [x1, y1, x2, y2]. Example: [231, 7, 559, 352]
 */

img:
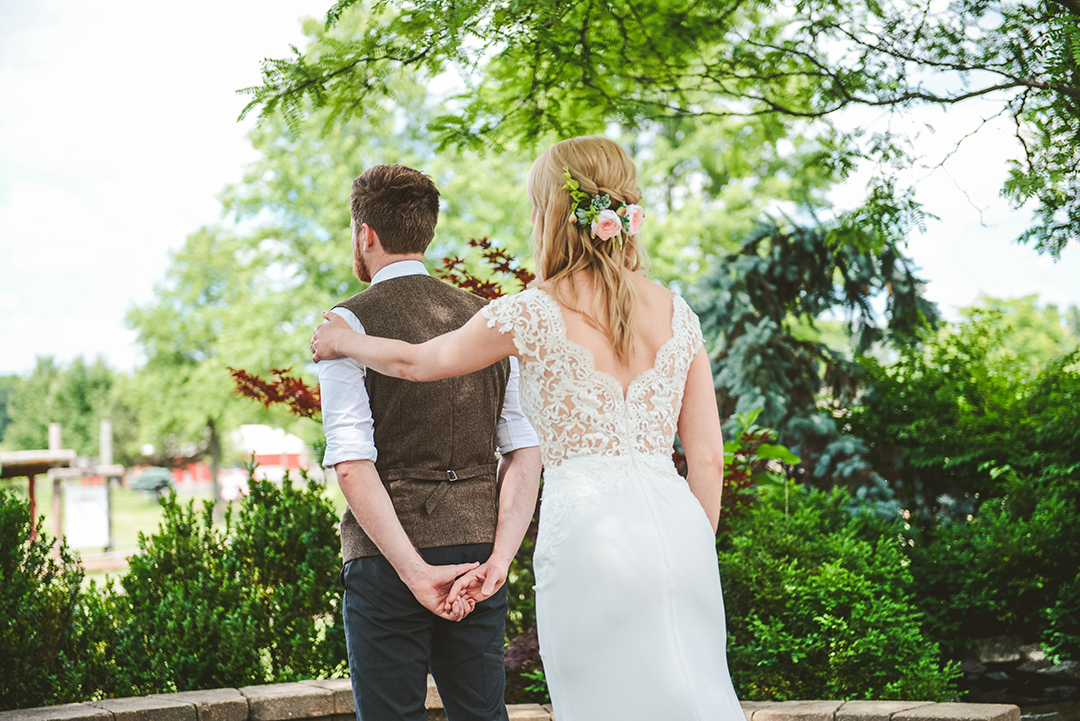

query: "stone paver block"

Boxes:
[240, 682, 334, 721]
[837, 700, 936, 721]
[299, 680, 354, 716]
[88, 696, 195, 721]
[742, 701, 786, 721]
[0, 705, 111, 721]
[893, 703, 1020, 721]
[425, 675, 442, 710]
[754, 700, 845, 721]
[507, 704, 551, 721]
[149, 689, 247, 721]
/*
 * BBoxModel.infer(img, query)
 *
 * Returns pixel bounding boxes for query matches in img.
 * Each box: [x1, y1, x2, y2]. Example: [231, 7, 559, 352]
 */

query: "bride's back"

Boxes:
[543, 270, 676, 395]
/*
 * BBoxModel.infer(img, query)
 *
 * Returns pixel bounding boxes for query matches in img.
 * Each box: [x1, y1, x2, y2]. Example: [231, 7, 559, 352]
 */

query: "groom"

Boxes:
[317, 164, 541, 721]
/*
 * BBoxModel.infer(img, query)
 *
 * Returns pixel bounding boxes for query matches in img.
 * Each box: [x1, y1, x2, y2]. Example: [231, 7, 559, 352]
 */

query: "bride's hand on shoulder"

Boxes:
[311, 311, 353, 362]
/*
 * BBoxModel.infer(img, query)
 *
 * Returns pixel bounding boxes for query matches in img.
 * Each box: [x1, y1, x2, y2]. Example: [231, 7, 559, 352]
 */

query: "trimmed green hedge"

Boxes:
[0, 489, 110, 709]
[0, 471, 347, 710]
[719, 483, 959, 701]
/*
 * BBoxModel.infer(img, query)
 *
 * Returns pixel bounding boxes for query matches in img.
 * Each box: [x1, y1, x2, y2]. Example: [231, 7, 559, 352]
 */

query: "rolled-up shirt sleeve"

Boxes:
[318, 307, 378, 467]
[496, 356, 540, 454]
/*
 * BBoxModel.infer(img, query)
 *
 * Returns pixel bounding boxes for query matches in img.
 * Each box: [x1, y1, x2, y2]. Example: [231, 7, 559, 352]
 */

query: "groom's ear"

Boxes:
[360, 223, 381, 253]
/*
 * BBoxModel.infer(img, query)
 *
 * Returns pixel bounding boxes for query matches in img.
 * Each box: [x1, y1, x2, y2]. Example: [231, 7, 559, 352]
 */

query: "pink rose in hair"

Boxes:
[625, 204, 644, 235]
[592, 209, 623, 240]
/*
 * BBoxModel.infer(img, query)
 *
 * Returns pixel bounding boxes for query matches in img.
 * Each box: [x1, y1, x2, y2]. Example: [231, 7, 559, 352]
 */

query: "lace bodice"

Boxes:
[482, 288, 704, 468]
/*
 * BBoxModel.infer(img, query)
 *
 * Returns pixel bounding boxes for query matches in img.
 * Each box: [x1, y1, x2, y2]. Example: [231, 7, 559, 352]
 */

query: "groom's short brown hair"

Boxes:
[350, 164, 440, 255]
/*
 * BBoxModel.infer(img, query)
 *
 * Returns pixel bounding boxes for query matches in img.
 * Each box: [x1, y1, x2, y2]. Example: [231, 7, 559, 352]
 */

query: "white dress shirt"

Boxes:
[319, 259, 538, 467]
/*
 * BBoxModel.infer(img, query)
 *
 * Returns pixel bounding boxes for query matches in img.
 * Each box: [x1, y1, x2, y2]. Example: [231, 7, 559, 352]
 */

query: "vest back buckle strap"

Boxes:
[381, 463, 497, 483]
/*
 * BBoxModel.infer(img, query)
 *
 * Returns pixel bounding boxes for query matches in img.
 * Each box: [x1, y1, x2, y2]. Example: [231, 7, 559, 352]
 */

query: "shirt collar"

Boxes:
[370, 259, 429, 285]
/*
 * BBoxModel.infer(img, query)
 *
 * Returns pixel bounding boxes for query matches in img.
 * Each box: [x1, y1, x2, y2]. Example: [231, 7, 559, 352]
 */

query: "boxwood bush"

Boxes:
[0, 490, 111, 710]
[103, 471, 347, 696]
[718, 482, 960, 701]
[0, 469, 347, 707]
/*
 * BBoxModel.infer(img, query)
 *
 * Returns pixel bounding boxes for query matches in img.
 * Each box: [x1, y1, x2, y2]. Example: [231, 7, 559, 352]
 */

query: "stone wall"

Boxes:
[0, 677, 1022, 721]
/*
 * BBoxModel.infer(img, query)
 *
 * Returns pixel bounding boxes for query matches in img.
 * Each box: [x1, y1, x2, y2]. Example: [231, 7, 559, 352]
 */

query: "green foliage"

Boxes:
[505, 521, 538, 642]
[245, 0, 1080, 257]
[0, 490, 110, 710]
[906, 466, 1080, 658]
[848, 308, 1080, 657]
[849, 304, 1080, 521]
[718, 483, 959, 701]
[2, 357, 118, 455]
[958, 295, 1080, 373]
[0, 357, 145, 465]
[521, 668, 550, 704]
[104, 470, 346, 696]
[125, 228, 269, 465]
[624, 116, 848, 280]
[0, 374, 17, 448]
[1047, 575, 1080, 660]
[710, 406, 801, 530]
[1001, 3, 1080, 258]
[690, 222, 936, 504]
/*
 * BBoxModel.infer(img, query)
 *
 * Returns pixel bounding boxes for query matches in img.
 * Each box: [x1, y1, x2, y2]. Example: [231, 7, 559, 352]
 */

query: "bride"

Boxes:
[312, 136, 744, 720]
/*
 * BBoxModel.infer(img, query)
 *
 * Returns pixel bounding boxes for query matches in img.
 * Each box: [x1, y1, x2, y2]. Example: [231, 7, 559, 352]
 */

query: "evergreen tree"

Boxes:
[690, 221, 937, 508]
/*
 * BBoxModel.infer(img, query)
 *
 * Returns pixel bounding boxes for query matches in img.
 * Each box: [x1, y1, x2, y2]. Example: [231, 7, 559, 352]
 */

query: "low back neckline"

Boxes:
[533, 288, 680, 402]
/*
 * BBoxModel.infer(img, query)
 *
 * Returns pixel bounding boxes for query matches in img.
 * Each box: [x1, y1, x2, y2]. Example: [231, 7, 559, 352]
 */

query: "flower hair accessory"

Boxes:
[562, 167, 644, 245]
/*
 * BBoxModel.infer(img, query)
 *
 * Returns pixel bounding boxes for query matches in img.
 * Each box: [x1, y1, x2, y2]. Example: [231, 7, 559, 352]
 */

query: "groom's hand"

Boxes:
[404, 562, 479, 622]
[448, 558, 510, 605]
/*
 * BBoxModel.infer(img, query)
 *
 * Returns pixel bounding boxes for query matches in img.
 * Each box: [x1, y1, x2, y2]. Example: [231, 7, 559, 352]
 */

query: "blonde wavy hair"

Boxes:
[527, 136, 648, 366]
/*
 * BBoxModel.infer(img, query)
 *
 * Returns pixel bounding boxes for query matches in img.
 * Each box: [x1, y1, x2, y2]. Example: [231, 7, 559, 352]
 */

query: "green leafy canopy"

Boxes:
[244, 0, 1080, 258]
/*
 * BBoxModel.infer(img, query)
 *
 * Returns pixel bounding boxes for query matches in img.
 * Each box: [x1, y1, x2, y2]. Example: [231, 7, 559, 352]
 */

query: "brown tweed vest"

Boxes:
[335, 274, 510, 562]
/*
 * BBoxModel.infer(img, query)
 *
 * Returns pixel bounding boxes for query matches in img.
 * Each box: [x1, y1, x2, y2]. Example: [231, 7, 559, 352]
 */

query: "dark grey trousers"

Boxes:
[342, 543, 510, 721]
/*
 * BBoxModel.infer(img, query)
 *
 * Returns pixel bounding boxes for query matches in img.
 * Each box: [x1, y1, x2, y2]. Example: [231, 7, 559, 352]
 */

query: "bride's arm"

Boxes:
[312, 309, 517, 381]
[676, 348, 725, 533]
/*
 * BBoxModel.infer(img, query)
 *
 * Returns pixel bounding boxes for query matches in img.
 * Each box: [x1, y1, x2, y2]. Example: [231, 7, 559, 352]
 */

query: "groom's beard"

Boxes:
[354, 251, 372, 283]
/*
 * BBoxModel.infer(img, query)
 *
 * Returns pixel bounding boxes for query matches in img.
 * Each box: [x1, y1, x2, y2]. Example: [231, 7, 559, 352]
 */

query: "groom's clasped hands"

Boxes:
[406, 558, 510, 622]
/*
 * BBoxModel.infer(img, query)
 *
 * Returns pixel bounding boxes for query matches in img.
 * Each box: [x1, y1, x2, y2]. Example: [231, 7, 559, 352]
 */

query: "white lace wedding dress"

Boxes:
[483, 288, 744, 721]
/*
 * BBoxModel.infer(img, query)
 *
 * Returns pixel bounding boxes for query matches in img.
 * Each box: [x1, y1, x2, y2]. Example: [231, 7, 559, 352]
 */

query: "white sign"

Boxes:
[64, 485, 110, 548]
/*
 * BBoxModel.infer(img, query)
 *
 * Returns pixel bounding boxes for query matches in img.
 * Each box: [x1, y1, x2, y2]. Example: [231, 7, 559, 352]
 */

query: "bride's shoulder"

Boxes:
[482, 287, 546, 323]
[631, 274, 678, 309]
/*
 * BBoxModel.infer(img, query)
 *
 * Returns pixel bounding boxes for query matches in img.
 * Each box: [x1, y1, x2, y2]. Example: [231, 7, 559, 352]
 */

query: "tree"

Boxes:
[1, 357, 121, 458]
[0, 374, 19, 450]
[126, 228, 291, 505]
[242, 0, 1080, 258]
[958, 294, 1080, 371]
[846, 295, 1080, 521]
[689, 221, 937, 505]
[621, 114, 848, 281]
[126, 43, 541, 485]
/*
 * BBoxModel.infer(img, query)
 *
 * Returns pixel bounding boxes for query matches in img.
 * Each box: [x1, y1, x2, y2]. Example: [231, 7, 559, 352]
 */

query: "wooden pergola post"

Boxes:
[49, 423, 63, 550]
[28, 473, 36, 541]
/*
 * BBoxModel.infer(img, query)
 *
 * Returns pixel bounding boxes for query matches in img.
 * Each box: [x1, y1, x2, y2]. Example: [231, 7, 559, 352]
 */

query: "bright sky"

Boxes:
[1, 1, 1078, 377]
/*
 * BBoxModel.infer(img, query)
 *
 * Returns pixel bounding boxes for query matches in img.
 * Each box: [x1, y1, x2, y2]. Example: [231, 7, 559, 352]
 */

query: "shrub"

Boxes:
[1047, 575, 1080, 660]
[0, 490, 110, 710]
[907, 466, 1080, 658]
[718, 483, 959, 701]
[105, 469, 347, 696]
